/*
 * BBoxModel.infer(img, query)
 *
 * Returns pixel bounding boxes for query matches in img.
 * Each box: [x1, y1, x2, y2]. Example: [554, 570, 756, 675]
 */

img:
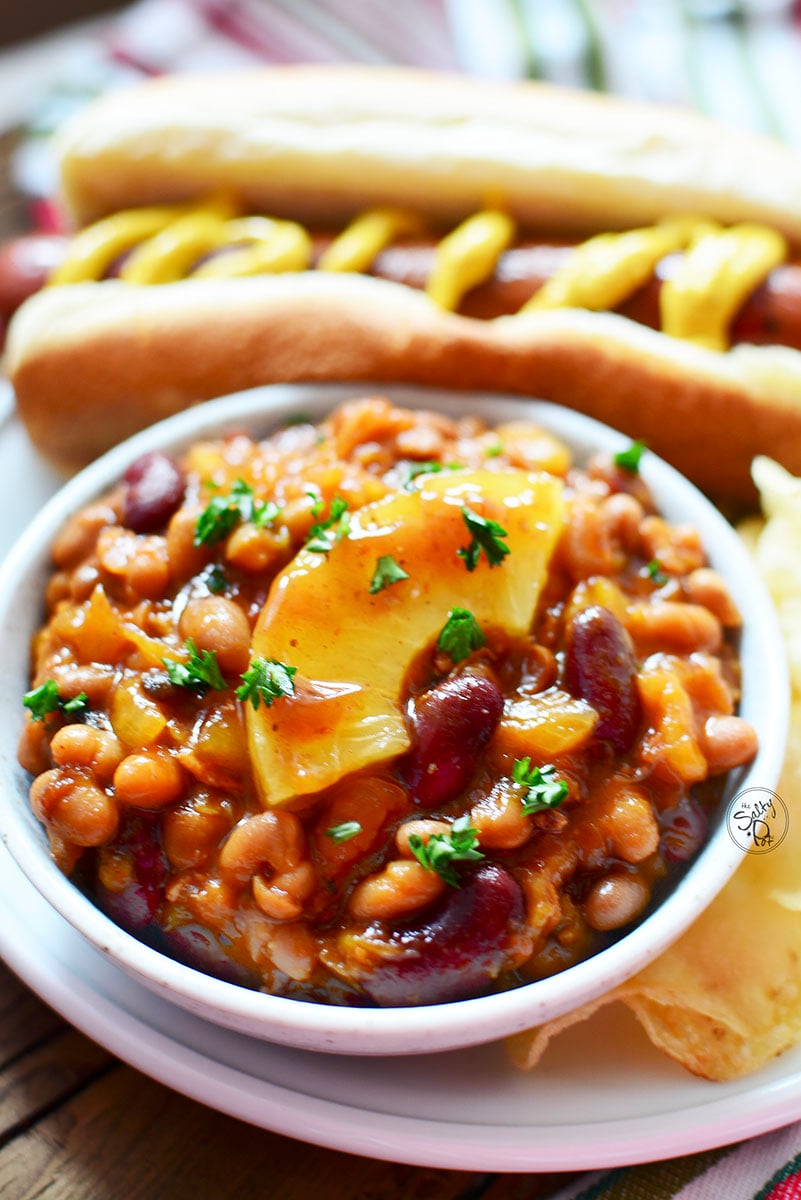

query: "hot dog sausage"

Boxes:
[4, 230, 801, 352]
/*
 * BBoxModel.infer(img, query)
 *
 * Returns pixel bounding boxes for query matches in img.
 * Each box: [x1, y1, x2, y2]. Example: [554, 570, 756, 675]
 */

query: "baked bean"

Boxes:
[585, 873, 649, 931]
[395, 819, 450, 857]
[625, 601, 722, 653]
[46, 571, 72, 610]
[166, 505, 209, 579]
[683, 568, 742, 627]
[162, 790, 235, 869]
[114, 750, 186, 810]
[470, 784, 533, 850]
[178, 595, 251, 676]
[220, 811, 313, 920]
[394, 423, 446, 461]
[220, 810, 307, 881]
[331, 396, 414, 458]
[639, 516, 705, 575]
[225, 522, 291, 573]
[97, 528, 170, 600]
[69, 563, 102, 603]
[52, 501, 119, 568]
[601, 785, 660, 863]
[602, 492, 645, 553]
[560, 494, 626, 579]
[349, 859, 446, 921]
[50, 725, 124, 783]
[252, 862, 316, 921]
[494, 421, 571, 475]
[17, 718, 52, 777]
[30, 769, 118, 846]
[701, 715, 759, 774]
[50, 663, 117, 706]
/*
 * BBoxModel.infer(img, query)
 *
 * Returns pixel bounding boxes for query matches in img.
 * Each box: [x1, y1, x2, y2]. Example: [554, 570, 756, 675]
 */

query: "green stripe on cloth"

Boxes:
[572, 0, 606, 91]
[555, 1145, 734, 1200]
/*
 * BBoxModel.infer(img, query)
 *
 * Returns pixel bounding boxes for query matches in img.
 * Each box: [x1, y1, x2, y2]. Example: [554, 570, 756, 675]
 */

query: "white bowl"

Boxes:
[0, 383, 788, 1055]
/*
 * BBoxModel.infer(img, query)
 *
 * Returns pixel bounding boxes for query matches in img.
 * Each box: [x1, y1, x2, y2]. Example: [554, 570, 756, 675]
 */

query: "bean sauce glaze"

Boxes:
[18, 398, 757, 1007]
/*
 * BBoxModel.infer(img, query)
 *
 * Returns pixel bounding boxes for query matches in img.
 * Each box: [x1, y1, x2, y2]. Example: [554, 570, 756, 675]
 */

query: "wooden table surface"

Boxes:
[0, 959, 580, 1199]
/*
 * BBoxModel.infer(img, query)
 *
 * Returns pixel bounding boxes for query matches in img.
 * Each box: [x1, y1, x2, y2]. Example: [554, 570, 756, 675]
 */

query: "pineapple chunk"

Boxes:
[495, 689, 599, 759]
[247, 468, 564, 807]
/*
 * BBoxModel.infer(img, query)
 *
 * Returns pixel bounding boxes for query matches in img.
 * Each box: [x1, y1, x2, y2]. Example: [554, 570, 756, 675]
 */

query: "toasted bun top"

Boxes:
[57, 66, 801, 244]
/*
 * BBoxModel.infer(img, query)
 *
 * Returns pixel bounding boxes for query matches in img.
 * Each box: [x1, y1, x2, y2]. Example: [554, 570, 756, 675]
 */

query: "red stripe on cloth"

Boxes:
[766, 1168, 801, 1199]
[193, 0, 355, 62]
[105, 46, 163, 76]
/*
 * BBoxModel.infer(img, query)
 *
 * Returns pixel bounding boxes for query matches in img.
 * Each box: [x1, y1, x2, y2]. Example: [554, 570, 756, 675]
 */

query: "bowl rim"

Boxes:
[0, 382, 789, 1055]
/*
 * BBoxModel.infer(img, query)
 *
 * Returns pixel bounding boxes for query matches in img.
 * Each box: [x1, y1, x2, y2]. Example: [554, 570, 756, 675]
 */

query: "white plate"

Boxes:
[1, 384, 798, 1170]
[2, 832, 801, 1172]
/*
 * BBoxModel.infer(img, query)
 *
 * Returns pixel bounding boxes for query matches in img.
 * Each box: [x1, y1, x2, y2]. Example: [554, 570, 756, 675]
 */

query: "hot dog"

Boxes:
[8, 65, 801, 502]
[5, 231, 801, 347]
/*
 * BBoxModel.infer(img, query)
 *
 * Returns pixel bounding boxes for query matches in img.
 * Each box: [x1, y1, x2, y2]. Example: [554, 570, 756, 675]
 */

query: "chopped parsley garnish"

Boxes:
[646, 559, 668, 585]
[305, 494, 350, 553]
[326, 821, 363, 844]
[163, 640, 227, 693]
[436, 607, 486, 662]
[407, 814, 484, 888]
[23, 680, 89, 722]
[613, 439, 646, 474]
[236, 658, 297, 709]
[204, 564, 229, 594]
[512, 758, 569, 815]
[457, 506, 510, 572]
[369, 554, 409, 594]
[194, 479, 281, 546]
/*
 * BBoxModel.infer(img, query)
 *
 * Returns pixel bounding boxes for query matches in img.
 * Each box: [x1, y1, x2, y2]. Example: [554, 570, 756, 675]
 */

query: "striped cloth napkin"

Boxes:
[552, 1124, 801, 1199]
[6, 3, 801, 1196]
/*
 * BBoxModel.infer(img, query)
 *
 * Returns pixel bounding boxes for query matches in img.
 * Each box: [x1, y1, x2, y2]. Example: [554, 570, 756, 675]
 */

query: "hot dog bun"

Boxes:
[10, 272, 801, 502]
[9, 66, 801, 500]
[56, 67, 801, 240]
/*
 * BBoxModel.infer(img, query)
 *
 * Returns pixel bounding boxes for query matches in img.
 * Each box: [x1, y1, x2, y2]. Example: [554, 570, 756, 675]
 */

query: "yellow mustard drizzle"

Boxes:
[48, 197, 787, 352]
[317, 207, 423, 273]
[520, 217, 715, 314]
[190, 217, 312, 279]
[660, 224, 787, 351]
[119, 194, 240, 284]
[425, 211, 517, 312]
[47, 204, 195, 285]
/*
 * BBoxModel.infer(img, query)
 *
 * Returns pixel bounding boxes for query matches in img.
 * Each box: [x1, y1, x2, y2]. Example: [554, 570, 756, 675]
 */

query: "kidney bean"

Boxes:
[361, 862, 524, 1006]
[122, 451, 186, 533]
[563, 605, 641, 753]
[404, 672, 504, 806]
[660, 796, 708, 863]
[161, 923, 256, 986]
[95, 812, 167, 930]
